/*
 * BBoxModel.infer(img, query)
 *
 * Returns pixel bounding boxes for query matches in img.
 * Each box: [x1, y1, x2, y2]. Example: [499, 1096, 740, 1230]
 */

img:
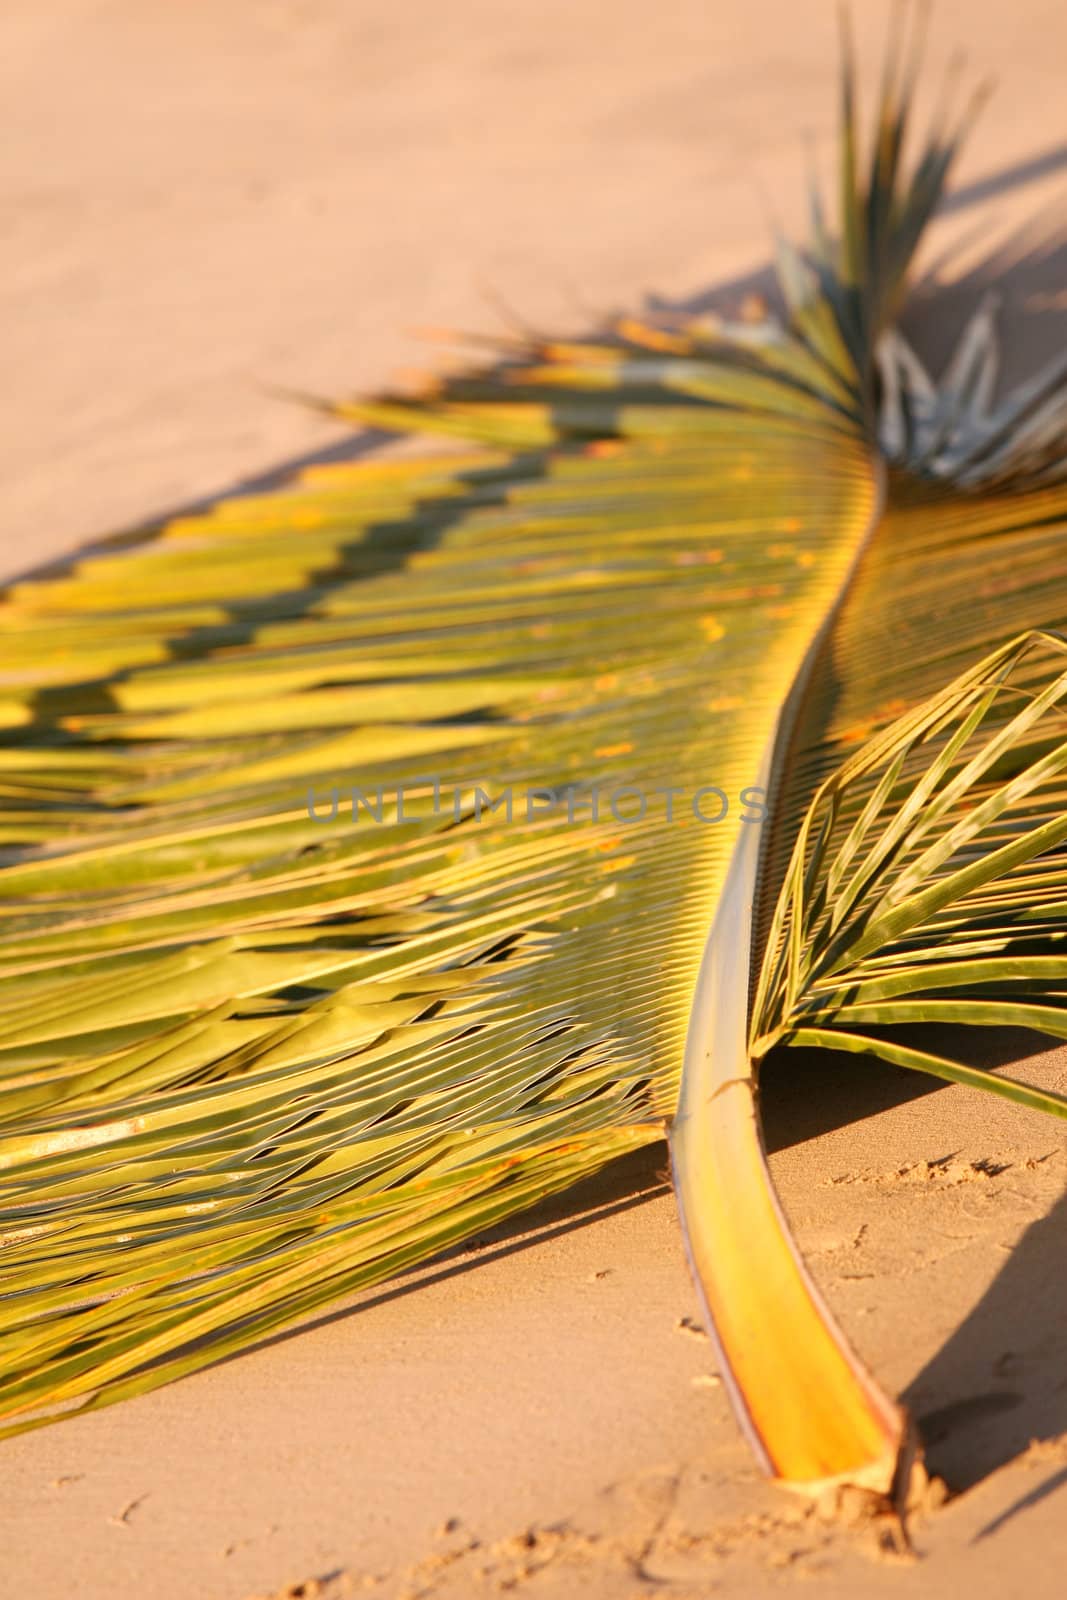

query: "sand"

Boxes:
[2, 2, 1067, 1595]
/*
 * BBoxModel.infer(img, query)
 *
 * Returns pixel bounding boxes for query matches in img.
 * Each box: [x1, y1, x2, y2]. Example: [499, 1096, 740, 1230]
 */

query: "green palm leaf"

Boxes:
[0, 389, 879, 1441]
[0, 10, 1065, 1505]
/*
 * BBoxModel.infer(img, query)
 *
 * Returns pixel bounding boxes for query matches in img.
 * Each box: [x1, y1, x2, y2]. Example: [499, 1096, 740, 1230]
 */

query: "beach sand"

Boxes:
[2, 3, 1067, 1595]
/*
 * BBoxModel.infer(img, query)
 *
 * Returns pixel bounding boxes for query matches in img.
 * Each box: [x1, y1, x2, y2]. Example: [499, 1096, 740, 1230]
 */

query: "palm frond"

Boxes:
[0, 394, 877, 1437]
[0, 9, 1065, 1510]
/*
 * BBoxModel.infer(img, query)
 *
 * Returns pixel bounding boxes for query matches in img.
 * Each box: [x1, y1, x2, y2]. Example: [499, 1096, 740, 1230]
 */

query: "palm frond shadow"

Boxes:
[939, 142, 1067, 215]
[905, 1183, 1067, 1495]
[903, 217, 1067, 394]
[762, 1026, 1065, 1149]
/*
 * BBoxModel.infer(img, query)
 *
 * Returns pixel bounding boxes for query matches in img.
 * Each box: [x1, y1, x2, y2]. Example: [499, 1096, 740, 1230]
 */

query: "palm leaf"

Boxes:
[0, 13, 1065, 1510]
[0, 398, 878, 1439]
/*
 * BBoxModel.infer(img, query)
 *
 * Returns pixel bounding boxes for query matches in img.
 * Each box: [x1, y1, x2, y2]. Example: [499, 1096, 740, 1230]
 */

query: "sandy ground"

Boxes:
[3, 2, 1067, 1596]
